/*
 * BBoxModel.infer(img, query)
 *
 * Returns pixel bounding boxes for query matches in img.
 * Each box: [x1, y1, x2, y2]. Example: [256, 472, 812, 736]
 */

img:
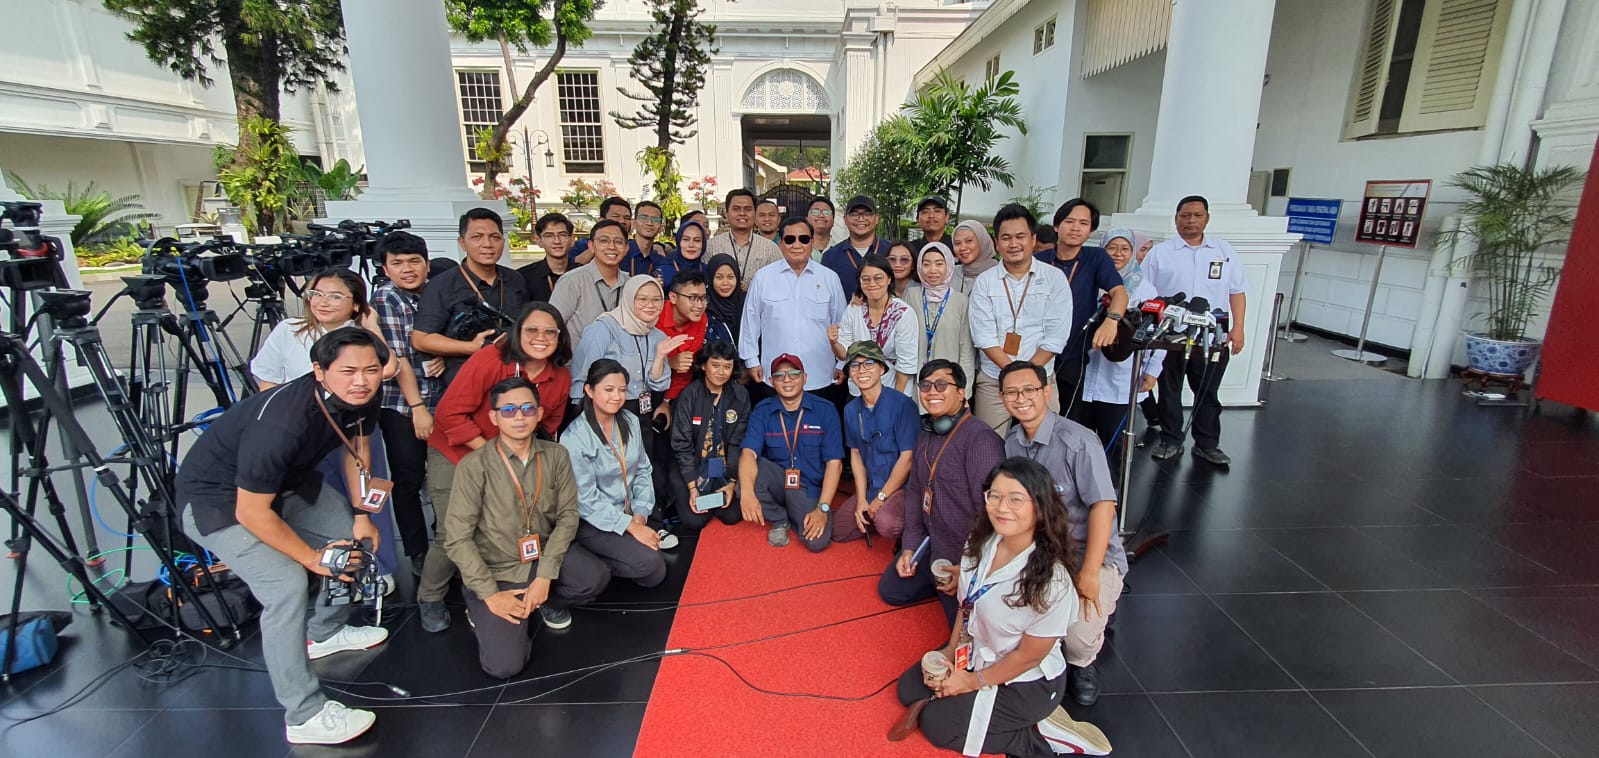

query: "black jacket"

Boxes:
[669, 379, 751, 486]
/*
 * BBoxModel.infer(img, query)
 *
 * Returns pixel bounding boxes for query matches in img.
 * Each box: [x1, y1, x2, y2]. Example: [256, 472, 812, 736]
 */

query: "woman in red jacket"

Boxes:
[415, 301, 574, 633]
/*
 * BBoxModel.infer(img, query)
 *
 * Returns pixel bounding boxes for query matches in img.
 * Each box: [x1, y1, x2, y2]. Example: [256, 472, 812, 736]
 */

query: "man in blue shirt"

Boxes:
[832, 341, 918, 545]
[1035, 198, 1128, 422]
[738, 354, 843, 552]
[571, 197, 655, 275]
[821, 195, 893, 300]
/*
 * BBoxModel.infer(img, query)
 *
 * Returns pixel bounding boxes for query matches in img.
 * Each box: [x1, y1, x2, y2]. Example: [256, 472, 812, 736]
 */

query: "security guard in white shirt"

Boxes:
[1139, 196, 1247, 466]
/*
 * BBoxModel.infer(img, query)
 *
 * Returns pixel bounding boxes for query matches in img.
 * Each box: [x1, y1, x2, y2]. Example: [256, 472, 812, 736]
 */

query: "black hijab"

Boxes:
[705, 253, 745, 340]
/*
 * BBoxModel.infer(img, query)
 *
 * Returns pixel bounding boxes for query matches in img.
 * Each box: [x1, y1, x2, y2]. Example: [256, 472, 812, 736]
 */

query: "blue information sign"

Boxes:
[1285, 197, 1343, 245]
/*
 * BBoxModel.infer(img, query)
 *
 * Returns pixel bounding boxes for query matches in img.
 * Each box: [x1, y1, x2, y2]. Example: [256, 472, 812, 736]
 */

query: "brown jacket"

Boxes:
[443, 438, 580, 601]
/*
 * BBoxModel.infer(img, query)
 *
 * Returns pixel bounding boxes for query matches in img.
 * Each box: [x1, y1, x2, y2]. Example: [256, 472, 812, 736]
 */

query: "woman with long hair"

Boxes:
[657, 219, 709, 290]
[562, 359, 673, 589]
[703, 253, 745, 346]
[250, 268, 400, 389]
[831, 254, 920, 395]
[895, 457, 1112, 757]
[950, 220, 998, 296]
[886, 240, 919, 298]
[906, 241, 975, 405]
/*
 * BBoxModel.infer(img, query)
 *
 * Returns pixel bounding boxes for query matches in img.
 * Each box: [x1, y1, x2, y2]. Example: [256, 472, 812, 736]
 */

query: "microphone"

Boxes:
[1084, 293, 1113, 332]
[1134, 297, 1168, 344]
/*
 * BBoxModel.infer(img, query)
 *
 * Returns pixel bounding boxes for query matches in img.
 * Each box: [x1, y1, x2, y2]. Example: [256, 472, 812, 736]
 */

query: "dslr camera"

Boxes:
[445, 300, 514, 344]
[318, 538, 385, 607]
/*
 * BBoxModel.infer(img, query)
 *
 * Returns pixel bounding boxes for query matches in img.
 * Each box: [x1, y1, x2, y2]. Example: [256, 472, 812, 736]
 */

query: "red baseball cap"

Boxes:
[770, 353, 805, 374]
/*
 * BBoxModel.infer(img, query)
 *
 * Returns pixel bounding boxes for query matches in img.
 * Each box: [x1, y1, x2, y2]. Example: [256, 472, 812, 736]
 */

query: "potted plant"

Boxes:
[1449, 163, 1586, 376]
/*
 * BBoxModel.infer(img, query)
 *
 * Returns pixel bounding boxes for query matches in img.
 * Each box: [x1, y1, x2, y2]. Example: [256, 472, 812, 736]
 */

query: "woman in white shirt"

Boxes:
[895, 457, 1112, 757]
[831, 254, 919, 395]
[250, 268, 402, 390]
[1081, 229, 1162, 471]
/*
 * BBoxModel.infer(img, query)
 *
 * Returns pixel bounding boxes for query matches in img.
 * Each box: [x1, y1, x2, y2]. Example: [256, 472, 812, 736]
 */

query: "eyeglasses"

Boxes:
[674, 293, 708, 303]
[918, 380, 958, 393]
[847, 360, 880, 372]
[496, 403, 540, 419]
[637, 214, 663, 224]
[887, 255, 912, 265]
[522, 327, 561, 340]
[846, 210, 875, 220]
[983, 490, 1033, 511]
[782, 234, 813, 245]
[307, 289, 349, 304]
[771, 369, 804, 381]
[634, 295, 666, 305]
[810, 209, 834, 219]
[592, 237, 628, 248]
[1001, 386, 1045, 402]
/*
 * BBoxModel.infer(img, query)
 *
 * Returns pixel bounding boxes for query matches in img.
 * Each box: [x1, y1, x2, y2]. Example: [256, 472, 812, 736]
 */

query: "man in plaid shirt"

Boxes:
[372, 231, 445, 574]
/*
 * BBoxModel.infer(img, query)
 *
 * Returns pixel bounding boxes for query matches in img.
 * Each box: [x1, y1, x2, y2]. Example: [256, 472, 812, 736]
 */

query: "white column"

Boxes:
[328, 0, 491, 259]
[1111, 0, 1299, 407]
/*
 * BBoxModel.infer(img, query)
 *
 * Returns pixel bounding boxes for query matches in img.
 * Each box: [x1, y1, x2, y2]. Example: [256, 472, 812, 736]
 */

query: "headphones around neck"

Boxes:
[921, 405, 969, 435]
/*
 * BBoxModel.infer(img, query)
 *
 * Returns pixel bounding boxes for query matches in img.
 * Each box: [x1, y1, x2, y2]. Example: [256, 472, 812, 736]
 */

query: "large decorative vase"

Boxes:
[1463, 333, 1541, 377]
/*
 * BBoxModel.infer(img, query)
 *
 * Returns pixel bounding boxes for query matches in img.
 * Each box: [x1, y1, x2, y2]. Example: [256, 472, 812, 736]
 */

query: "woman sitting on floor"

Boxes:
[669, 340, 751, 533]
[563, 359, 674, 591]
[896, 457, 1113, 757]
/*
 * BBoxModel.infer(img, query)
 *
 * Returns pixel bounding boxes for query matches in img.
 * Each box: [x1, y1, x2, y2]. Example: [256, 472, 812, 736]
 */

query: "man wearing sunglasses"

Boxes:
[879, 359, 1005, 625]
[822, 195, 893, 301]
[738, 354, 843, 551]
[739, 216, 848, 397]
[443, 378, 609, 678]
[832, 342, 918, 545]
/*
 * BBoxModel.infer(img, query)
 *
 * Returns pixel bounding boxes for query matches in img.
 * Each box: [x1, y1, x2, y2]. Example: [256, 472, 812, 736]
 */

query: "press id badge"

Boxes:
[357, 476, 392, 513]
[954, 643, 972, 671]
[1002, 331, 1022, 356]
[922, 490, 932, 515]
[784, 468, 802, 490]
[518, 534, 541, 563]
[638, 393, 653, 414]
[1208, 260, 1224, 280]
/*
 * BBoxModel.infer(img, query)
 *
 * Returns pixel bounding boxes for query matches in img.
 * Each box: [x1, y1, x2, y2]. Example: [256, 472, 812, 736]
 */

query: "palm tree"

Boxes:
[900, 69, 1028, 216]
[6, 174, 160, 247]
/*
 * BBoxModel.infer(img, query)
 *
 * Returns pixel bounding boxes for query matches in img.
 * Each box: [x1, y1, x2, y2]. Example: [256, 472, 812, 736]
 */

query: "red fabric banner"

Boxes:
[1537, 136, 1599, 410]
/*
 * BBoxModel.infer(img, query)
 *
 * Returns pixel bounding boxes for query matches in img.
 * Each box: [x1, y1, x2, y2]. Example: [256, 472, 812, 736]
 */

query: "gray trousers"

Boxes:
[750, 457, 831, 552]
[417, 447, 460, 603]
[575, 522, 667, 588]
[181, 484, 355, 725]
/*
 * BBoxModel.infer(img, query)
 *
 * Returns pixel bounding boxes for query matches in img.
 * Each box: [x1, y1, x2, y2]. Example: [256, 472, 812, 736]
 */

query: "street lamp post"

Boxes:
[508, 127, 554, 218]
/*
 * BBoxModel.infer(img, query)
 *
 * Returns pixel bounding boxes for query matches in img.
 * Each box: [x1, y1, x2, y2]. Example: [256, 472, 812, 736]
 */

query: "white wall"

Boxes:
[0, 132, 215, 226]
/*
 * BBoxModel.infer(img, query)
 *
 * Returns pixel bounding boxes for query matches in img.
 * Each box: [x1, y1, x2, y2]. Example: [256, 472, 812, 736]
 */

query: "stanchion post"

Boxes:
[1279, 240, 1310, 342]
[1263, 292, 1287, 383]
[1332, 244, 1389, 364]
[1117, 349, 1142, 536]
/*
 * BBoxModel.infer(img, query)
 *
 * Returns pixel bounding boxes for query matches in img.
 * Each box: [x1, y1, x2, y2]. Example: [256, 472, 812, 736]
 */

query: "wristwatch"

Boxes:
[1107, 312, 1124, 322]
[875, 491, 888, 502]
[817, 501, 831, 513]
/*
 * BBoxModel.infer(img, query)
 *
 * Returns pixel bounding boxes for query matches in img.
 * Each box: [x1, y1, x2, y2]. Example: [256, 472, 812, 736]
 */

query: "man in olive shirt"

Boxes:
[442, 377, 610, 679]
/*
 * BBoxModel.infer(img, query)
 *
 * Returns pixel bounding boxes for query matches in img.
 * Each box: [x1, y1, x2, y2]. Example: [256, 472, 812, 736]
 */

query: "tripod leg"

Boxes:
[200, 311, 257, 399]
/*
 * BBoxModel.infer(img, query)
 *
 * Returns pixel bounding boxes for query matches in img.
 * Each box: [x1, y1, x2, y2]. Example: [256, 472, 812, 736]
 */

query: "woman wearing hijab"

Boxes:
[703, 253, 745, 346]
[950, 220, 998, 295]
[658, 219, 710, 290]
[906, 241, 976, 406]
[1103, 228, 1163, 441]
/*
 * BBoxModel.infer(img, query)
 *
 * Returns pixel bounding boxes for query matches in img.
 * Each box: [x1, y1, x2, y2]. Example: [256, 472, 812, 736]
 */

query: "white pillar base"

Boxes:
[0, 198, 94, 395]
[1108, 209, 1298, 406]
[323, 198, 506, 265]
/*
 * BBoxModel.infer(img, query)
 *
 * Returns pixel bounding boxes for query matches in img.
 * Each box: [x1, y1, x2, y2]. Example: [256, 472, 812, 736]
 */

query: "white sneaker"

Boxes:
[1037, 706, 1112, 755]
[380, 573, 396, 597]
[286, 700, 376, 744]
[657, 529, 680, 550]
[307, 624, 388, 660]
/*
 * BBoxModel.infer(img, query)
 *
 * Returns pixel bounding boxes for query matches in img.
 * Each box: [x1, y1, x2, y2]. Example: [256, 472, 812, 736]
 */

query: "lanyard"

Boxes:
[778, 408, 806, 469]
[602, 419, 633, 514]
[732, 236, 755, 275]
[461, 267, 505, 313]
[920, 291, 950, 362]
[698, 390, 725, 465]
[1000, 271, 1035, 331]
[923, 413, 973, 510]
[494, 442, 544, 536]
[313, 391, 369, 477]
[1065, 257, 1081, 286]
[631, 335, 649, 397]
[594, 278, 621, 311]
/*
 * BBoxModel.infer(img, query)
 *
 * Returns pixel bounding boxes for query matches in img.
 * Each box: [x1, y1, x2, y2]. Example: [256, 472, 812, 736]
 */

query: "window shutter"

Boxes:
[1398, 0, 1510, 132]
[1344, 0, 1399, 140]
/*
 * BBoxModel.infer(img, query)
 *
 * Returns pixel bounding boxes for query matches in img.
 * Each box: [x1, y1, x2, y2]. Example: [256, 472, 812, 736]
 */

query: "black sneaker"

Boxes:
[1150, 442, 1184, 460]
[1068, 663, 1101, 706]
[418, 600, 451, 633]
[1192, 446, 1232, 466]
[539, 605, 572, 630]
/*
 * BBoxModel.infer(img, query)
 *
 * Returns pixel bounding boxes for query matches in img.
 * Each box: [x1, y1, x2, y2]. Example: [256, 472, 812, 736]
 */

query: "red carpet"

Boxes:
[634, 518, 954, 757]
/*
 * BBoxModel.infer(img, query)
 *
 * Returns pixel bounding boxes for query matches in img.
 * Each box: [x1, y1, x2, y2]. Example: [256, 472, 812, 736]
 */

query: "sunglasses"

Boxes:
[495, 403, 540, 419]
[782, 234, 813, 245]
[771, 369, 804, 380]
[918, 380, 958, 393]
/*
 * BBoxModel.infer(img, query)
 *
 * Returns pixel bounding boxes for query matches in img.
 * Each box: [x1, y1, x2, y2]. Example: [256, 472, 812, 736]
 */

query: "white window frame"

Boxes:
[455, 70, 504, 174]
[1034, 18, 1057, 55]
[1080, 133, 1133, 214]
[556, 70, 606, 175]
[1343, 0, 1511, 139]
[984, 54, 1001, 82]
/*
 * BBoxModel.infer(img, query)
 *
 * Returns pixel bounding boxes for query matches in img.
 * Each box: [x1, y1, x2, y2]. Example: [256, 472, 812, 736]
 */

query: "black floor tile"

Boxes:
[1518, 441, 1599, 478]
[1066, 693, 1189, 758]
[1291, 479, 1446, 527]
[287, 705, 492, 758]
[108, 707, 292, 758]
[0, 707, 153, 758]
[1520, 476, 1599, 522]
[1257, 527, 1451, 591]
[1380, 477, 1532, 525]
[1153, 691, 1370, 758]
[1155, 530, 1323, 594]
[1090, 643, 1142, 696]
[343, 608, 506, 706]
[1123, 549, 1202, 596]
[1470, 586, 1599, 670]
[1314, 687, 1555, 758]
[1343, 590, 1599, 685]
[1110, 594, 1294, 693]
[467, 703, 645, 757]
[1214, 593, 1451, 689]
[1471, 684, 1599, 758]
[1484, 522, 1599, 584]
[1359, 524, 1561, 588]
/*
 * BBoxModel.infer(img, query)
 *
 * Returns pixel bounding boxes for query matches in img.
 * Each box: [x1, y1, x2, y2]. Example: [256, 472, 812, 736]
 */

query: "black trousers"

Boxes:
[378, 408, 431, 557]
[463, 546, 610, 679]
[877, 556, 959, 627]
[1083, 400, 1130, 474]
[1140, 395, 1160, 427]
[669, 467, 743, 532]
[1157, 344, 1230, 450]
[1054, 355, 1090, 423]
[896, 664, 1066, 757]
[575, 522, 667, 588]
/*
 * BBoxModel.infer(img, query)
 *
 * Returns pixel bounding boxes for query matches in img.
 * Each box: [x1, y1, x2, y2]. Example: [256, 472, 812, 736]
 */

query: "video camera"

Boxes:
[445, 299, 515, 344]
[318, 538, 386, 609]
[304, 219, 411, 264]
[143, 236, 249, 292]
[0, 200, 67, 292]
[241, 236, 353, 281]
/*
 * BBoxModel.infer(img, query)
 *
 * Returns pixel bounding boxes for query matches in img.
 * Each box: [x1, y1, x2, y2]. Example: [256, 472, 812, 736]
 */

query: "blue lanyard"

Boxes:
[920, 292, 949, 362]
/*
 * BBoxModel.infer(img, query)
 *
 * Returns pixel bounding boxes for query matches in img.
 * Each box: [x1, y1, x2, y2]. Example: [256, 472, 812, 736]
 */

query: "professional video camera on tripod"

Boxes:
[303, 218, 411, 287]
[0, 201, 242, 680]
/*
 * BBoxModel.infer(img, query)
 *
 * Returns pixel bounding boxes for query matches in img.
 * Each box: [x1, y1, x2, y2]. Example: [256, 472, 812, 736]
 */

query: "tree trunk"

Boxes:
[656, 10, 686, 151]
[483, 7, 572, 194]
[221, 8, 284, 233]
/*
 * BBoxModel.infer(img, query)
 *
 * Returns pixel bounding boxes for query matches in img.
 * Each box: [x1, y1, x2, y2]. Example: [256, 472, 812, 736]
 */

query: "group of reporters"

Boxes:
[173, 188, 1246, 754]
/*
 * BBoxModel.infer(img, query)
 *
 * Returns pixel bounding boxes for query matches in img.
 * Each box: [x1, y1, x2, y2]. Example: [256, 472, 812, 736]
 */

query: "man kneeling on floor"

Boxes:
[176, 327, 390, 745]
[739, 353, 843, 551]
[443, 377, 610, 678]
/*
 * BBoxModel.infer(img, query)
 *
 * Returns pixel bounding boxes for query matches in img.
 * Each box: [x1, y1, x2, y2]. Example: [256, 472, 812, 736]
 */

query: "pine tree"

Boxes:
[610, 0, 718, 151]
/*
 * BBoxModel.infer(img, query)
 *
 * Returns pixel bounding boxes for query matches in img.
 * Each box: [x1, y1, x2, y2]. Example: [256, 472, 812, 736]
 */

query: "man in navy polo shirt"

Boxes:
[821, 194, 893, 300]
[738, 353, 843, 552]
[1036, 198, 1128, 422]
[832, 341, 918, 544]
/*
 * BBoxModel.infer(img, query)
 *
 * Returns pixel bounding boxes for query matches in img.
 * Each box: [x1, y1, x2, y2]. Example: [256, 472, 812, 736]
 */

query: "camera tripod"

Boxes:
[0, 327, 241, 680]
[218, 258, 294, 358]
